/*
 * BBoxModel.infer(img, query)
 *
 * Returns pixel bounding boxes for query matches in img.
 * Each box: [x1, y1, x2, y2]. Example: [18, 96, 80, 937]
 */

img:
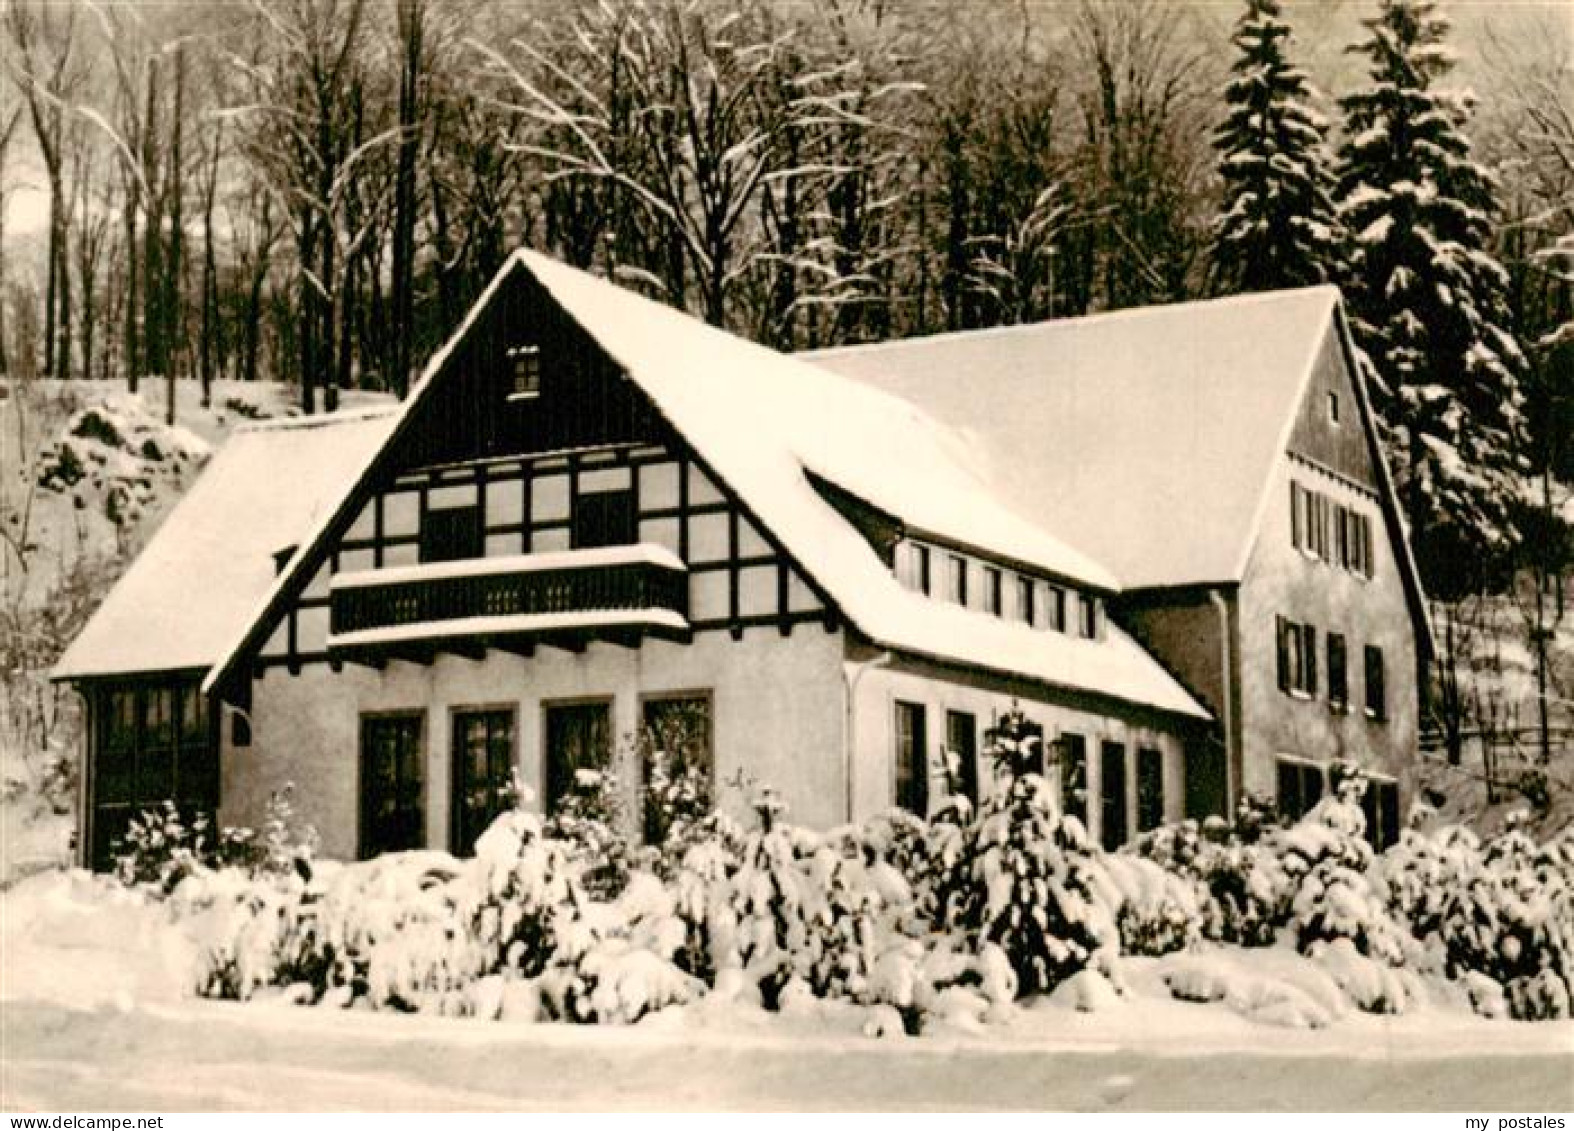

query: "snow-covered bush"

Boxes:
[1379, 824, 1483, 944]
[116, 788, 316, 895]
[539, 872, 703, 1024]
[544, 766, 630, 900]
[1280, 777, 1407, 967]
[1104, 852, 1205, 956]
[463, 809, 583, 981]
[947, 709, 1118, 997]
[1430, 818, 1574, 1021]
[1132, 813, 1291, 946]
[176, 866, 306, 1001]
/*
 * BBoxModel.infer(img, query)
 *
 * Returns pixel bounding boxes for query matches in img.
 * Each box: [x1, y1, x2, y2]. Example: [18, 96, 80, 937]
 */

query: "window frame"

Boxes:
[944, 708, 979, 807]
[1363, 644, 1387, 721]
[894, 700, 929, 816]
[1327, 632, 1349, 713]
[541, 696, 614, 816]
[506, 344, 542, 401]
[1276, 755, 1325, 822]
[449, 704, 518, 857]
[639, 690, 716, 844]
[1136, 746, 1165, 834]
[1078, 594, 1099, 640]
[419, 503, 483, 564]
[358, 710, 428, 860]
[1015, 576, 1036, 626]
[946, 555, 968, 607]
[1276, 615, 1318, 698]
[983, 565, 1003, 616]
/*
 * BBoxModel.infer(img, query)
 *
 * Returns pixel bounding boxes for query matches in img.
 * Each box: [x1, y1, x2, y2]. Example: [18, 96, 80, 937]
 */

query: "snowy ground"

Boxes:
[1, 870, 1569, 1112]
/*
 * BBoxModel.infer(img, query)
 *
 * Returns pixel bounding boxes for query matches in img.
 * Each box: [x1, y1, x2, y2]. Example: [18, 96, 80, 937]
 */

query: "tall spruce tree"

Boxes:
[1211, 0, 1342, 293]
[1337, 0, 1525, 599]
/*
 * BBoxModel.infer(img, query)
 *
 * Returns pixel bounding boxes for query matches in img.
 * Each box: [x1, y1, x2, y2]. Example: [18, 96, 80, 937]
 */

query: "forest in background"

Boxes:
[1, 0, 1570, 806]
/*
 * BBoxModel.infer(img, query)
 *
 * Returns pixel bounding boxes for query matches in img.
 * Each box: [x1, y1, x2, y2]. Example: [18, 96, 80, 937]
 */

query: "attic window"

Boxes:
[1327, 391, 1340, 425]
[507, 345, 542, 401]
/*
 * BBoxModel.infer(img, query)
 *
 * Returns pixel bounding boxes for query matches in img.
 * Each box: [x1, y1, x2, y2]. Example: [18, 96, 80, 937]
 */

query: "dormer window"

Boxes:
[896, 542, 931, 595]
[1078, 594, 1099, 639]
[508, 345, 542, 401]
[947, 555, 968, 606]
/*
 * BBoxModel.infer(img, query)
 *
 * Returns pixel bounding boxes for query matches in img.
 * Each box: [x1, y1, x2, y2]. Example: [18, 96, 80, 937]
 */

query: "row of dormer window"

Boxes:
[1290, 479, 1374, 578]
[1275, 615, 1386, 720]
[894, 540, 1101, 639]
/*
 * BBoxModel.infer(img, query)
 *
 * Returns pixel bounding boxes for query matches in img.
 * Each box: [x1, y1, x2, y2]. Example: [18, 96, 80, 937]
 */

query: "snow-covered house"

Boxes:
[54, 252, 1426, 869]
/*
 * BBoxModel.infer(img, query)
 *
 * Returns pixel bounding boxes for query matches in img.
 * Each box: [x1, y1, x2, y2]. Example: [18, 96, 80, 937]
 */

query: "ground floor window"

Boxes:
[640, 692, 713, 844]
[544, 700, 612, 815]
[88, 677, 215, 871]
[1137, 746, 1165, 833]
[360, 713, 426, 858]
[451, 708, 515, 855]
[1059, 733, 1087, 825]
[1361, 775, 1401, 852]
[945, 709, 979, 807]
[1100, 740, 1127, 850]
[894, 701, 928, 816]
[1276, 757, 1324, 822]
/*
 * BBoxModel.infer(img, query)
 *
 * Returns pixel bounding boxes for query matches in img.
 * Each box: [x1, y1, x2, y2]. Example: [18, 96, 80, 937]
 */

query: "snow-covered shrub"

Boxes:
[668, 813, 747, 985]
[176, 866, 306, 1001]
[947, 709, 1118, 997]
[1379, 824, 1483, 944]
[1431, 818, 1574, 1021]
[464, 809, 583, 981]
[544, 766, 630, 900]
[539, 872, 703, 1024]
[1278, 773, 1409, 968]
[300, 851, 475, 1013]
[116, 788, 317, 895]
[1132, 813, 1290, 946]
[1104, 852, 1205, 956]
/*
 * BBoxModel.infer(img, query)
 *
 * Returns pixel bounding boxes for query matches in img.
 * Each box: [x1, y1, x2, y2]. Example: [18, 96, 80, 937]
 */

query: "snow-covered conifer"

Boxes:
[1211, 0, 1343, 292]
[1337, 0, 1526, 596]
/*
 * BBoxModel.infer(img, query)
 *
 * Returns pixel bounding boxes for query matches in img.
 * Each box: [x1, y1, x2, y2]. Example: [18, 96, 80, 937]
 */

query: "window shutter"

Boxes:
[1290, 483, 1302, 549]
[1306, 626, 1318, 694]
[1276, 616, 1289, 692]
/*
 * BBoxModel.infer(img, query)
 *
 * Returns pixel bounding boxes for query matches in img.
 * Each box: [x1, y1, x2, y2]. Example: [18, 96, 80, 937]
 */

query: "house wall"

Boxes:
[1119, 592, 1237, 817]
[225, 625, 848, 858]
[1237, 447, 1420, 802]
[849, 648, 1192, 845]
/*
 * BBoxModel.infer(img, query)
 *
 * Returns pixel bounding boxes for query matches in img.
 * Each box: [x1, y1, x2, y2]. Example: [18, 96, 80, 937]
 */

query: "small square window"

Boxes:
[508, 345, 542, 400]
[1327, 391, 1340, 424]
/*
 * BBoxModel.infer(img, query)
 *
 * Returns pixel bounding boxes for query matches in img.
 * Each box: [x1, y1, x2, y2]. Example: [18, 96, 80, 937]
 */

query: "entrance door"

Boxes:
[452, 708, 515, 855]
[360, 713, 425, 858]
[543, 700, 611, 814]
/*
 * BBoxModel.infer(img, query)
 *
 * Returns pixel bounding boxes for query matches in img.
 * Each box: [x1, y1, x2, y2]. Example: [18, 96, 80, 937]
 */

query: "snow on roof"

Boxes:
[809, 288, 1341, 590]
[517, 253, 1204, 718]
[53, 409, 397, 681]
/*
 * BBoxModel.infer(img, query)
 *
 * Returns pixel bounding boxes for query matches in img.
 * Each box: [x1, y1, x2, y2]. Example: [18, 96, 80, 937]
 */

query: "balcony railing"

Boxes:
[327, 545, 689, 657]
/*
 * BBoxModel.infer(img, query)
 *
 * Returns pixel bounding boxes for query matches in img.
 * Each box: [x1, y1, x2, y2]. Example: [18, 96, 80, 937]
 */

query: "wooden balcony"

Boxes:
[327, 545, 689, 664]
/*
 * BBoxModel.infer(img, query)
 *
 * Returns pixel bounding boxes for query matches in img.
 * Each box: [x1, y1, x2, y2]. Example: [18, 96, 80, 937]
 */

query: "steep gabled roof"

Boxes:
[810, 288, 1343, 591]
[53, 409, 396, 681]
[201, 251, 1208, 719]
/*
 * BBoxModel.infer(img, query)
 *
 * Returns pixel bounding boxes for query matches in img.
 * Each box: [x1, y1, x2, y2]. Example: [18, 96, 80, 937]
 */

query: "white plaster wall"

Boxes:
[224, 625, 848, 858]
[1237, 453, 1421, 800]
[851, 661, 1189, 846]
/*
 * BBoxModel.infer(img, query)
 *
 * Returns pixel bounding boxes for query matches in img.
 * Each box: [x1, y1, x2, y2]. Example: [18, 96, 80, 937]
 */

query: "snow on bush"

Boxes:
[946, 709, 1119, 997]
[1133, 812, 1292, 947]
[538, 872, 703, 1024]
[544, 766, 631, 900]
[1424, 817, 1574, 1021]
[1104, 852, 1205, 956]
[464, 809, 583, 982]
